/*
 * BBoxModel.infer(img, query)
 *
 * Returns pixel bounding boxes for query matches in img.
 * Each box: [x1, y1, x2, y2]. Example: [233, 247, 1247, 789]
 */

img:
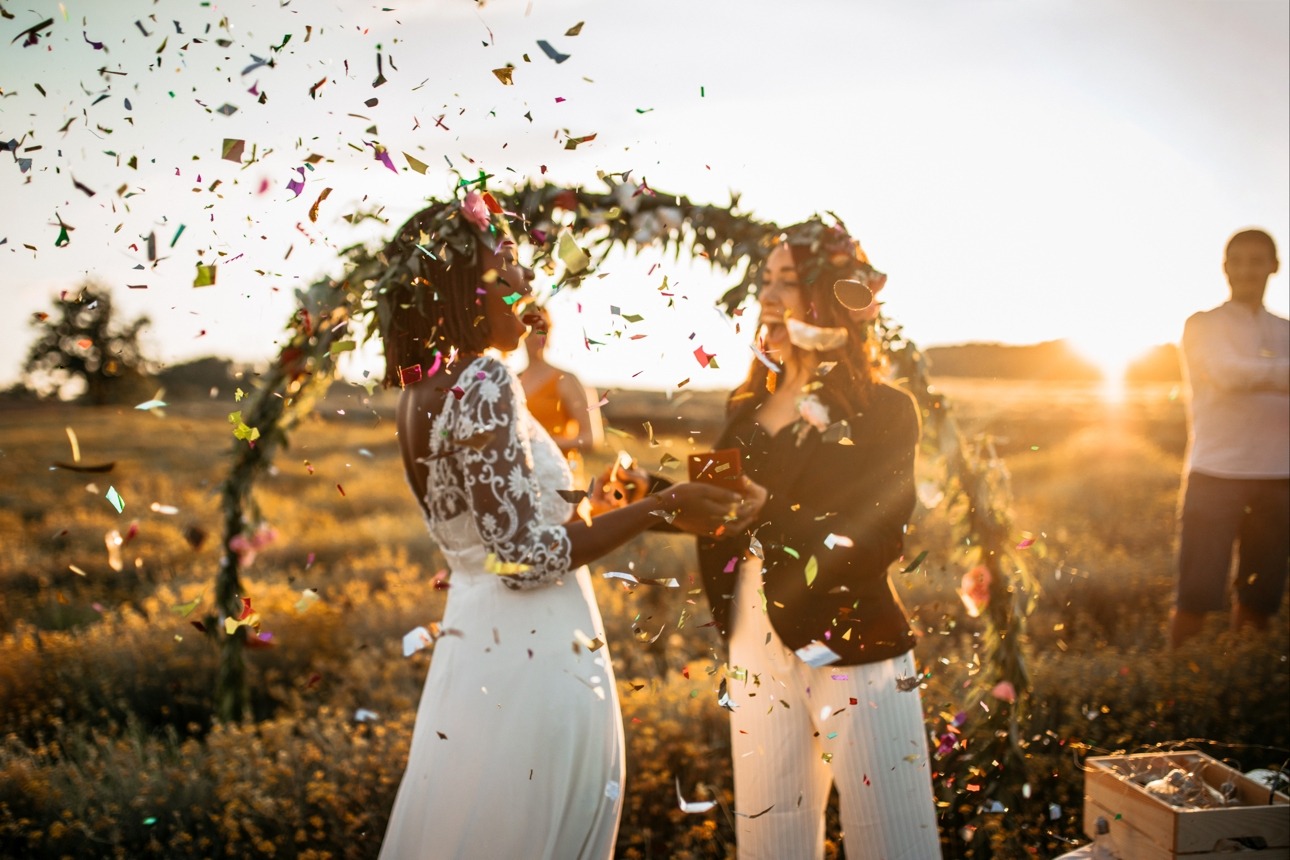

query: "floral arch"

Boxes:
[213, 174, 1038, 848]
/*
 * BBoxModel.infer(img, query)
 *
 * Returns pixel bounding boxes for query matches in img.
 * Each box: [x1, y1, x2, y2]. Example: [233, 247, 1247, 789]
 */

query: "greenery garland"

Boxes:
[214, 175, 1038, 851]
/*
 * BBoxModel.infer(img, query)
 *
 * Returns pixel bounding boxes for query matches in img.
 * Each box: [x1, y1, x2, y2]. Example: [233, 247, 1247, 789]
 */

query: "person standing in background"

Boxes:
[520, 304, 604, 478]
[1169, 228, 1290, 648]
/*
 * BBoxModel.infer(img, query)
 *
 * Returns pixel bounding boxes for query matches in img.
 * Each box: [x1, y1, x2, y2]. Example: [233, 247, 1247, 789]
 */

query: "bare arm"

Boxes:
[453, 358, 740, 588]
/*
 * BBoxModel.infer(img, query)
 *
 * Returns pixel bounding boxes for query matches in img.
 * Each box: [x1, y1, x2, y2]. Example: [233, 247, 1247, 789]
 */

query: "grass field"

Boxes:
[0, 378, 1285, 859]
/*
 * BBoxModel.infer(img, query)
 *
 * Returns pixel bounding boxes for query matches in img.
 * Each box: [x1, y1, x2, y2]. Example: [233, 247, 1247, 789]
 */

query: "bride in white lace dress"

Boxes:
[375, 202, 748, 860]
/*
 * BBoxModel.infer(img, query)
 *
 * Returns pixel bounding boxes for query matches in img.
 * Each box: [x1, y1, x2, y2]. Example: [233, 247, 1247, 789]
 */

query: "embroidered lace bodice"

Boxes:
[419, 355, 575, 589]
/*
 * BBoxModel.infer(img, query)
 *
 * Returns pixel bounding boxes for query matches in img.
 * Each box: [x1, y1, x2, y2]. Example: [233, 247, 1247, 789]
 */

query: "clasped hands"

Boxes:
[592, 455, 767, 537]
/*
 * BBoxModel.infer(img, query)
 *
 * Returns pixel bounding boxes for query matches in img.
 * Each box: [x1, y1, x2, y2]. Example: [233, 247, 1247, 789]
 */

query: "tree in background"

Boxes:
[23, 283, 155, 405]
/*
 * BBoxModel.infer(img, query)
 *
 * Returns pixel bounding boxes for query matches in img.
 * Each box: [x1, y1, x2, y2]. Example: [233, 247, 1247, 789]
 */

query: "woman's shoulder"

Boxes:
[870, 380, 918, 411]
[848, 380, 919, 438]
[459, 353, 519, 389]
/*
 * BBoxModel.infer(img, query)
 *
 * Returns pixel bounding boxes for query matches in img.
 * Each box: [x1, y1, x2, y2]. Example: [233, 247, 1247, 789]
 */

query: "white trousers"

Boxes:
[726, 559, 942, 860]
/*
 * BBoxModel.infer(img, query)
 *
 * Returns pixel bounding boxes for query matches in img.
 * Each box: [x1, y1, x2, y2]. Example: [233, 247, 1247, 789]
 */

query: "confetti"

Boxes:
[536, 40, 570, 63]
[105, 486, 124, 513]
[823, 533, 854, 550]
[398, 365, 423, 387]
[228, 411, 260, 441]
[557, 230, 590, 274]
[286, 167, 306, 198]
[804, 555, 819, 587]
[193, 264, 217, 287]
[491, 67, 515, 85]
[404, 152, 429, 174]
[295, 589, 320, 613]
[563, 133, 597, 150]
[367, 142, 398, 174]
[675, 778, 716, 814]
[172, 595, 202, 617]
[221, 138, 246, 162]
[794, 641, 841, 667]
[485, 553, 531, 575]
[403, 626, 432, 657]
[902, 550, 929, 573]
[895, 673, 925, 692]
[308, 188, 333, 222]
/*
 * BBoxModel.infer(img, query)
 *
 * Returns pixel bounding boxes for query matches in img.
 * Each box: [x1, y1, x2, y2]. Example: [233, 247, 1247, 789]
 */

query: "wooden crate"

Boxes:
[1083, 751, 1289, 859]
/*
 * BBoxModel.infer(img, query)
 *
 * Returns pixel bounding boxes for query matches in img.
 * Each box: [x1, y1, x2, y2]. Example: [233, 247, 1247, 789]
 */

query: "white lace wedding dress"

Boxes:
[378, 355, 624, 860]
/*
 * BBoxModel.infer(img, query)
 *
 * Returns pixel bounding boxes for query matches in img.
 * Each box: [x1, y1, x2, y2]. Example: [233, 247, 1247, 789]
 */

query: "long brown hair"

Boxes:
[729, 219, 879, 420]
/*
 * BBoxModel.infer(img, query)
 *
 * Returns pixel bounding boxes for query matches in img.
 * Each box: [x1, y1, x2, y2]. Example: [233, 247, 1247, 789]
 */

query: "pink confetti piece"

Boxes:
[1016, 537, 1036, 549]
[398, 365, 423, 387]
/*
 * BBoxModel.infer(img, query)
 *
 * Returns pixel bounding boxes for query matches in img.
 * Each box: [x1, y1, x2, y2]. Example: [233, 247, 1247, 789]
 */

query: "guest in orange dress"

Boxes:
[519, 305, 603, 472]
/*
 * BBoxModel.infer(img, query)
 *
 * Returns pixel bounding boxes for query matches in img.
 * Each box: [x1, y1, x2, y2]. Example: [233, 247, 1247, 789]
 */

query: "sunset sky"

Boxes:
[1, 0, 1286, 392]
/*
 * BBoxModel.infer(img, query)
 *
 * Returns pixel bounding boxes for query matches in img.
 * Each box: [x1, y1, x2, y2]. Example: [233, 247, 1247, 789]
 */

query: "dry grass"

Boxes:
[0, 380, 1285, 859]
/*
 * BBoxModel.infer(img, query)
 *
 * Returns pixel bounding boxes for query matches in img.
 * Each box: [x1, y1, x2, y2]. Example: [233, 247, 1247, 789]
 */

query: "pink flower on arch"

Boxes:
[960, 564, 991, 618]
[461, 190, 491, 230]
[991, 680, 1018, 703]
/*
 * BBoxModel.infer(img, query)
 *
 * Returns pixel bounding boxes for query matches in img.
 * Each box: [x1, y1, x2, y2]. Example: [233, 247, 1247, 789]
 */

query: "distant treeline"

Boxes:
[4, 341, 1183, 407]
[924, 340, 1181, 382]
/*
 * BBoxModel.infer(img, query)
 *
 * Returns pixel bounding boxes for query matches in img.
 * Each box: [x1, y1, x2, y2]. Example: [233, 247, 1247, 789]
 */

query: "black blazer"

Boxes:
[697, 381, 920, 667]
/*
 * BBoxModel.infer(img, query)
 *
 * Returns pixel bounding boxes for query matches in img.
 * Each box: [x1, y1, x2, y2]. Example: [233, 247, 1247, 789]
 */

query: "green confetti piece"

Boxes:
[902, 550, 929, 574]
[328, 339, 356, 355]
[172, 595, 202, 617]
[143, 817, 157, 826]
[782, 546, 800, 560]
[804, 555, 818, 587]
[193, 264, 216, 287]
[228, 411, 261, 442]
[105, 486, 124, 513]
[502, 292, 523, 305]
[621, 313, 644, 323]
[55, 225, 70, 247]
[170, 224, 186, 247]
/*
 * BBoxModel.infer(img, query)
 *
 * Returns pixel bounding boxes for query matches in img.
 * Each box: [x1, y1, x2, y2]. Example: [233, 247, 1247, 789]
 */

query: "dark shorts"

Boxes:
[1176, 472, 1290, 614]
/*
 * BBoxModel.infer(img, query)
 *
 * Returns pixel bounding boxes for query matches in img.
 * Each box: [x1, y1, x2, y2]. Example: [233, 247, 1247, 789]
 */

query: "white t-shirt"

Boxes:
[1181, 301, 1290, 479]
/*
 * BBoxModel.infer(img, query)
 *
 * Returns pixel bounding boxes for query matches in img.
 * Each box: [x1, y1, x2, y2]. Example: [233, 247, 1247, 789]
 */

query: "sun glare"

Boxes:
[1067, 333, 1153, 403]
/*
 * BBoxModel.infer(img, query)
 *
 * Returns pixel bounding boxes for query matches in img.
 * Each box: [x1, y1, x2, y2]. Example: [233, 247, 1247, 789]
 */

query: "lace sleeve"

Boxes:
[450, 356, 572, 589]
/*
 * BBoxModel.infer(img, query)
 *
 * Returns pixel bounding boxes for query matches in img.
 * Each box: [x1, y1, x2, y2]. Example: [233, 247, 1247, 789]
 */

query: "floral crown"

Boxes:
[775, 215, 884, 312]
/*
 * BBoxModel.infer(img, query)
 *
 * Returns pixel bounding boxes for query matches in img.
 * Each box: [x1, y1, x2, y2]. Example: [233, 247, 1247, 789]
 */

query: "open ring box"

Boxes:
[1083, 751, 1289, 858]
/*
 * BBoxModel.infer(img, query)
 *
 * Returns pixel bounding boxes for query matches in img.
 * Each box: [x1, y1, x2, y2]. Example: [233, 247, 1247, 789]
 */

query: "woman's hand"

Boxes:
[591, 452, 651, 514]
[723, 475, 768, 535]
[653, 481, 745, 536]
